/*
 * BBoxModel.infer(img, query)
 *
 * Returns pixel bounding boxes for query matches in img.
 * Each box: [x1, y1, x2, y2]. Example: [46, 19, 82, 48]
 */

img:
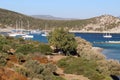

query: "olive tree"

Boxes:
[48, 28, 77, 55]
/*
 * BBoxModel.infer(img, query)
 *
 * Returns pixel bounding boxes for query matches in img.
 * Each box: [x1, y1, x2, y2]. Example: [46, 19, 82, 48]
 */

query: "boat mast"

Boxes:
[20, 20, 23, 34]
[16, 21, 17, 31]
[27, 21, 29, 31]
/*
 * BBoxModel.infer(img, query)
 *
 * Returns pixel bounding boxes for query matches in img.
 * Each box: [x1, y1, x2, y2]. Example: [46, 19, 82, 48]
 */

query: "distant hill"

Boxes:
[0, 8, 40, 29]
[31, 15, 75, 20]
[0, 8, 120, 32]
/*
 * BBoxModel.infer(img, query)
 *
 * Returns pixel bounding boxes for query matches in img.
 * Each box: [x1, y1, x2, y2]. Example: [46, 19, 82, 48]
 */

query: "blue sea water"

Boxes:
[32, 34, 48, 43]
[30, 33, 120, 61]
[74, 33, 120, 61]
[1, 32, 120, 61]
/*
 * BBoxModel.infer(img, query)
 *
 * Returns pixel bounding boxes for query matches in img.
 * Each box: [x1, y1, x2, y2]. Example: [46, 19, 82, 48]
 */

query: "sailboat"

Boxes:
[8, 21, 18, 37]
[103, 27, 112, 38]
[103, 33, 112, 38]
[41, 24, 48, 36]
[22, 34, 33, 39]
[22, 21, 34, 39]
[9, 21, 25, 37]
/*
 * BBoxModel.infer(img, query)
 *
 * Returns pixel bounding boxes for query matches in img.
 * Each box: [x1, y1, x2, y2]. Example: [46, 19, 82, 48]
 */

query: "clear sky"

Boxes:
[0, 0, 120, 19]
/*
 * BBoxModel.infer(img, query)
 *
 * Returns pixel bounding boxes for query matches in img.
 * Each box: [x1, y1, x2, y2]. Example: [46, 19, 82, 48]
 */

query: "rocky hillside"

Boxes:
[82, 15, 120, 32]
[0, 8, 120, 31]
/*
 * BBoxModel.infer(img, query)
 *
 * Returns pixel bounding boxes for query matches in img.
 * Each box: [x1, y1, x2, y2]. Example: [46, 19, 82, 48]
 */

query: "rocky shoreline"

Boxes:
[92, 47, 103, 53]
[69, 30, 120, 34]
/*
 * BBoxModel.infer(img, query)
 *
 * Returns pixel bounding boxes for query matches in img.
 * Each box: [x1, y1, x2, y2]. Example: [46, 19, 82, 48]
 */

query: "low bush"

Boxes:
[23, 60, 44, 74]
[36, 43, 53, 55]
[76, 37, 105, 60]
[21, 60, 64, 80]
[57, 56, 112, 80]
[15, 67, 31, 78]
[16, 44, 35, 55]
[0, 53, 8, 66]
[43, 75, 65, 80]
[0, 35, 53, 56]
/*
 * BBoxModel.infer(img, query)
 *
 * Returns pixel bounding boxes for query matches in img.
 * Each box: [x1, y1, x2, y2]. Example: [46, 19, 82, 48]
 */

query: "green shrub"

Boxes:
[43, 75, 65, 80]
[0, 53, 8, 66]
[107, 59, 120, 75]
[15, 67, 31, 77]
[16, 53, 26, 64]
[0, 34, 53, 55]
[23, 60, 60, 80]
[76, 37, 105, 60]
[0, 56, 7, 66]
[2, 45, 11, 53]
[57, 57, 111, 80]
[36, 44, 53, 55]
[16, 44, 35, 55]
[23, 60, 44, 74]
[53, 76, 66, 80]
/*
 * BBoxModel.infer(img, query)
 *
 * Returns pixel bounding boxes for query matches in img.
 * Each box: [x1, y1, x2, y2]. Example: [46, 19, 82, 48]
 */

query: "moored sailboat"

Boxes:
[41, 24, 49, 36]
[22, 21, 34, 39]
[103, 33, 112, 38]
[8, 21, 25, 37]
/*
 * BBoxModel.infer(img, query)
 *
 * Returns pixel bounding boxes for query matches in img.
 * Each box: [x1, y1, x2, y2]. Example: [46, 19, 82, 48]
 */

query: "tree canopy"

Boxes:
[48, 28, 77, 55]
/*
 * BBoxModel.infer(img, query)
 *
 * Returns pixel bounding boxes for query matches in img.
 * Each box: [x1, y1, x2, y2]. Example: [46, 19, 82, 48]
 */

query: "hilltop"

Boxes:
[31, 15, 75, 20]
[0, 8, 120, 32]
[82, 15, 120, 32]
[0, 8, 43, 29]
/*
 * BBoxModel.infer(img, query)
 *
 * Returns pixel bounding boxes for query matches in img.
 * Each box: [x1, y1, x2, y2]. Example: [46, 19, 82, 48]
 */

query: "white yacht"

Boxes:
[9, 33, 19, 37]
[103, 33, 112, 38]
[9, 32, 25, 37]
[22, 34, 33, 39]
[41, 32, 48, 36]
[30, 29, 41, 34]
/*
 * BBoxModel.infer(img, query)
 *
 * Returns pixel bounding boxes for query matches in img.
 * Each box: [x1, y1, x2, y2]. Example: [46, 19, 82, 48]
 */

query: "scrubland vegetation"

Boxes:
[0, 28, 120, 80]
[0, 35, 64, 80]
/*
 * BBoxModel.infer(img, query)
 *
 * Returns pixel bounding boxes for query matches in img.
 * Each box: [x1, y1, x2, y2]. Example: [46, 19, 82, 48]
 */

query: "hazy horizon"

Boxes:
[0, 0, 120, 19]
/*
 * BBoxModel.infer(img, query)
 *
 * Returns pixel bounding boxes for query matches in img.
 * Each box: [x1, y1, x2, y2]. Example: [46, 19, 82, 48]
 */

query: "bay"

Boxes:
[1, 32, 120, 61]
[75, 33, 120, 61]
[32, 33, 120, 61]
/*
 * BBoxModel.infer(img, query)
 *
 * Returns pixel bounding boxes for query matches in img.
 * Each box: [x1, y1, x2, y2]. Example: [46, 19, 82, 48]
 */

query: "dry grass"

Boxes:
[0, 67, 27, 80]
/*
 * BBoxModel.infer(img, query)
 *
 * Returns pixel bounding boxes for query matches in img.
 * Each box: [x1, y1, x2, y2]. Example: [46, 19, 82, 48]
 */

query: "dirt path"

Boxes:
[49, 55, 89, 80]
[47, 55, 66, 62]
[56, 66, 89, 80]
